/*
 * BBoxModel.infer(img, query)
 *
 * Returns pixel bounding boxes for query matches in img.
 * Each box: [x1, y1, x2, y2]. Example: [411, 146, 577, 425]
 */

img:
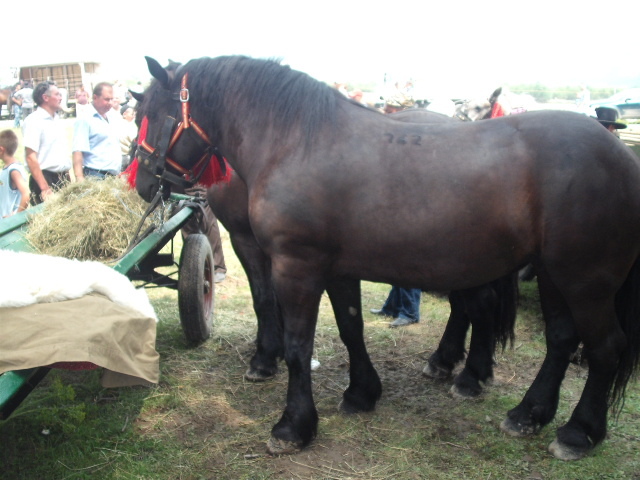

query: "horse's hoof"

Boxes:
[244, 368, 276, 382]
[548, 438, 591, 461]
[500, 417, 538, 437]
[422, 362, 451, 380]
[266, 436, 302, 455]
[338, 395, 377, 414]
[449, 384, 481, 399]
[338, 398, 361, 414]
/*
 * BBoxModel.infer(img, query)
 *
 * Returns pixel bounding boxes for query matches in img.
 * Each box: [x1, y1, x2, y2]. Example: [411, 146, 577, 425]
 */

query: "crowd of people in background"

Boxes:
[3, 80, 141, 206]
[0, 77, 229, 283]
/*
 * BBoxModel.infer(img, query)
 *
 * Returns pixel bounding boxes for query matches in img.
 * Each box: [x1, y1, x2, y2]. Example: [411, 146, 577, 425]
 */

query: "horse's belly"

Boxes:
[334, 228, 527, 291]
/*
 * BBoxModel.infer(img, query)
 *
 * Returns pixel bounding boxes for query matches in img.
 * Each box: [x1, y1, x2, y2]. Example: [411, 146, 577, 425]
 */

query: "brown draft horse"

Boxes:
[202, 108, 516, 399]
[123, 96, 517, 396]
[134, 55, 640, 461]
[0, 88, 13, 117]
[133, 71, 516, 396]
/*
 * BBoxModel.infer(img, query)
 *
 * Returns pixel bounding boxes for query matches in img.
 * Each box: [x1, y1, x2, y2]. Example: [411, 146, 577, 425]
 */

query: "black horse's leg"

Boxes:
[228, 234, 283, 381]
[267, 260, 324, 455]
[423, 290, 470, 379]
[450, 284, 498, 398]
[451, 274, 518, 398]
[501, 270, 580, 438]
[548, 293, 626, 460]
[326, 277, 382, 413]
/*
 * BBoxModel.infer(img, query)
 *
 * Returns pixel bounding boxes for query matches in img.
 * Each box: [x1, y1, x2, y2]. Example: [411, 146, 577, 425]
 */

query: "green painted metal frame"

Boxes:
[0, 194, 199, 420]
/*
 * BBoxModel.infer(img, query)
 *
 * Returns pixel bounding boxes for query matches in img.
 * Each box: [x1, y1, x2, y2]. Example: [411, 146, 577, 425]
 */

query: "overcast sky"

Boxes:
[5, 0, 639, 98]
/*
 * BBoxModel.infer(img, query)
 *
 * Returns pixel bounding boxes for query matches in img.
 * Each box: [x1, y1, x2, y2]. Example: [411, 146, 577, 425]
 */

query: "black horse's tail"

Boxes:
[491, 272, 519, 351]
[611, 257, 640, 416]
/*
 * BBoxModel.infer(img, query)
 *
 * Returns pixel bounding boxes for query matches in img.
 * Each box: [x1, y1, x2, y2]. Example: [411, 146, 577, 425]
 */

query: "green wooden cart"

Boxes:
[0, 194, 214, 420]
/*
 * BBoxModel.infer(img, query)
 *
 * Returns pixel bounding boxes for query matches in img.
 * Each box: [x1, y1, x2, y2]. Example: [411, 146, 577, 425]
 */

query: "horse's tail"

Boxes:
[611, 257, 640, 416]
[491, 272, 519, 351]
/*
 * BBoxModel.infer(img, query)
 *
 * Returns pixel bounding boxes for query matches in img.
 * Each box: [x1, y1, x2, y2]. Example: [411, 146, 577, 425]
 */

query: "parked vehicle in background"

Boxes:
[590, 88, 640, 119]
[19, 62, 101, 117]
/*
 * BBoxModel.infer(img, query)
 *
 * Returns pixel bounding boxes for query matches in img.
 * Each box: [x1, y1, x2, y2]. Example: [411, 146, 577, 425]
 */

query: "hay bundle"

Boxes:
[26, 177, 151, 261]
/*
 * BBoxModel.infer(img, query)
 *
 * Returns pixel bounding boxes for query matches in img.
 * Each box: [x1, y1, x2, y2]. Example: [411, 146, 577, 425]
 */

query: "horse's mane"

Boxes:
[180, 56, 343, 146]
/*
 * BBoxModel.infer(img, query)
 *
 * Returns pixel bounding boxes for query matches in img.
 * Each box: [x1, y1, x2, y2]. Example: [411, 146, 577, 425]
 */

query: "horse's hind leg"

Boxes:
[548, 296, 626, 460]
[423, 290, 469, 379]
[500, 271, 580, 438]
[326, 278, 382, 413]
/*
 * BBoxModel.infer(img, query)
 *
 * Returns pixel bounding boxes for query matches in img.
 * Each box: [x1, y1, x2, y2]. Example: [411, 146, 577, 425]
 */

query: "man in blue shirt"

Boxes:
[72, 82, 122, 180]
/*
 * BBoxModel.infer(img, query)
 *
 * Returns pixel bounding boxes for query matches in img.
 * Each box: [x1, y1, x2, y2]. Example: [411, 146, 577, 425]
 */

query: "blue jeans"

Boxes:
[12, 106, 22, 128]
[381, 287, 421, 321]
[83, 166, 119, 179]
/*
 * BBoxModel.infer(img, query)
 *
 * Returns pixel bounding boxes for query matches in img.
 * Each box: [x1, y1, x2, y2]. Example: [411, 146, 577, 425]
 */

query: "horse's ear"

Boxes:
[129, 89, 144, 103]
[145, 56, 170, 89]
[489, 87, 502, 103]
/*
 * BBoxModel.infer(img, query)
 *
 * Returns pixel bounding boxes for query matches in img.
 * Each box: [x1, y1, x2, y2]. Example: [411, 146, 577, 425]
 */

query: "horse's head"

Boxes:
[134, 57, 224, 202]
[454, 98, 492, 122]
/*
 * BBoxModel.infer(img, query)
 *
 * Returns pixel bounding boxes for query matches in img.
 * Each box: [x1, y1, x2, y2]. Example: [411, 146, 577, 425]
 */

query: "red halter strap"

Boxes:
[173, 73, 212, 148]
[137, 73, 216, 182]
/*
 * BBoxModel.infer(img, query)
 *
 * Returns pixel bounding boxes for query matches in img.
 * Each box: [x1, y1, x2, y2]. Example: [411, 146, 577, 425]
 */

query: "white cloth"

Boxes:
[0, 250, 157, 320]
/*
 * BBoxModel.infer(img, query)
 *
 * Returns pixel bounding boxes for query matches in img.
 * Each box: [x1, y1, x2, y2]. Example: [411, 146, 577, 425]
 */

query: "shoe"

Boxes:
[389, 317, 418, 328]
[370, 308, 388, 316]
[214, 272, 226, 283]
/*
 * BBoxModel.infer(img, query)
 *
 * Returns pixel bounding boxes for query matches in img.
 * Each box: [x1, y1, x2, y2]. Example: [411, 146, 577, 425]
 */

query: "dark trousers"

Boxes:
[381, 287, 421, 321]
[29, 170, 70, 205]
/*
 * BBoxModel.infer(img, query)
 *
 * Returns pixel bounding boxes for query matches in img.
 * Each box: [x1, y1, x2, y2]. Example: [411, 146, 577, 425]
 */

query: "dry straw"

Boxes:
[25, 177, 151, 262]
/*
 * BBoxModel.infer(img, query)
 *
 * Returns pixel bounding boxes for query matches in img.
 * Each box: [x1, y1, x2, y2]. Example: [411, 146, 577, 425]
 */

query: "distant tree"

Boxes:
[510, 83, 551, 103]
[509, 84, 618, 103]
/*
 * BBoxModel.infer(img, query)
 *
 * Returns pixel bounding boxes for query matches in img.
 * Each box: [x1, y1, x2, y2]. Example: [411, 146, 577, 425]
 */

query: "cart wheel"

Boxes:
[178, 234, 214, 344]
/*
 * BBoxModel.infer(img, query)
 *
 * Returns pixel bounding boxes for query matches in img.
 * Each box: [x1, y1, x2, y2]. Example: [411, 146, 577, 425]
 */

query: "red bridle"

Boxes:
[137, 73, 226, 187]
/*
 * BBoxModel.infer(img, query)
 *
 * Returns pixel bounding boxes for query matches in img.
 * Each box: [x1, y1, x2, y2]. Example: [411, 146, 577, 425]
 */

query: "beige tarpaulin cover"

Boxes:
[0, 250, 159, 387]
[0, 293, 159, 387]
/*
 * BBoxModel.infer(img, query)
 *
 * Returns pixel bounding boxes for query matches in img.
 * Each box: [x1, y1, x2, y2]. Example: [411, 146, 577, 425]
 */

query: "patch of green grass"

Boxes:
[3, 231, 640, 479]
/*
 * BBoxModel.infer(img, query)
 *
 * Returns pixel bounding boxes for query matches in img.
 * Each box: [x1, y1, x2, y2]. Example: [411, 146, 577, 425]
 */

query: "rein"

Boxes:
[137, 73, 226, 189]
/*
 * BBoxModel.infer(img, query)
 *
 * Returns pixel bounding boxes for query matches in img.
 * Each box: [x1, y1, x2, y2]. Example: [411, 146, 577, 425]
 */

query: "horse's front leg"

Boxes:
[229, 233, 283, 381]
[450, 274, 517, 398]
[267, 259, 324, 455]
[423, 289, 470, 380]
[326, 277, 382, 413]
[450, 284, 498, 398]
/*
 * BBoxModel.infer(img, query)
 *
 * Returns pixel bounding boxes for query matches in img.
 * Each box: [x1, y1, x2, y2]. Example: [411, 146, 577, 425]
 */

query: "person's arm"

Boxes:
[72, 119, 87, 182]
[25, 147, 54, 201]
[10, 169, 29, 213]
[11, 93, 22, 106]
[73, 151, 85, 182]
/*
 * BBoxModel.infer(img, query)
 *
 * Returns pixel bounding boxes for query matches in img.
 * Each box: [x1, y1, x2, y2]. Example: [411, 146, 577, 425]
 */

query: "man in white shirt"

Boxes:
[22, 81, 72, 204]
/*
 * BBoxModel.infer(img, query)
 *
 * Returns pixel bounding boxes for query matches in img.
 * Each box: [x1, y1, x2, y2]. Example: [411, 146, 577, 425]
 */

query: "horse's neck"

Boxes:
[209, 106, 280, 186]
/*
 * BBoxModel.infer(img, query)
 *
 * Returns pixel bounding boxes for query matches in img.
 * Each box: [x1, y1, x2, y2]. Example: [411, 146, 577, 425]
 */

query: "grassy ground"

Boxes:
[2, 229, 640, 480]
